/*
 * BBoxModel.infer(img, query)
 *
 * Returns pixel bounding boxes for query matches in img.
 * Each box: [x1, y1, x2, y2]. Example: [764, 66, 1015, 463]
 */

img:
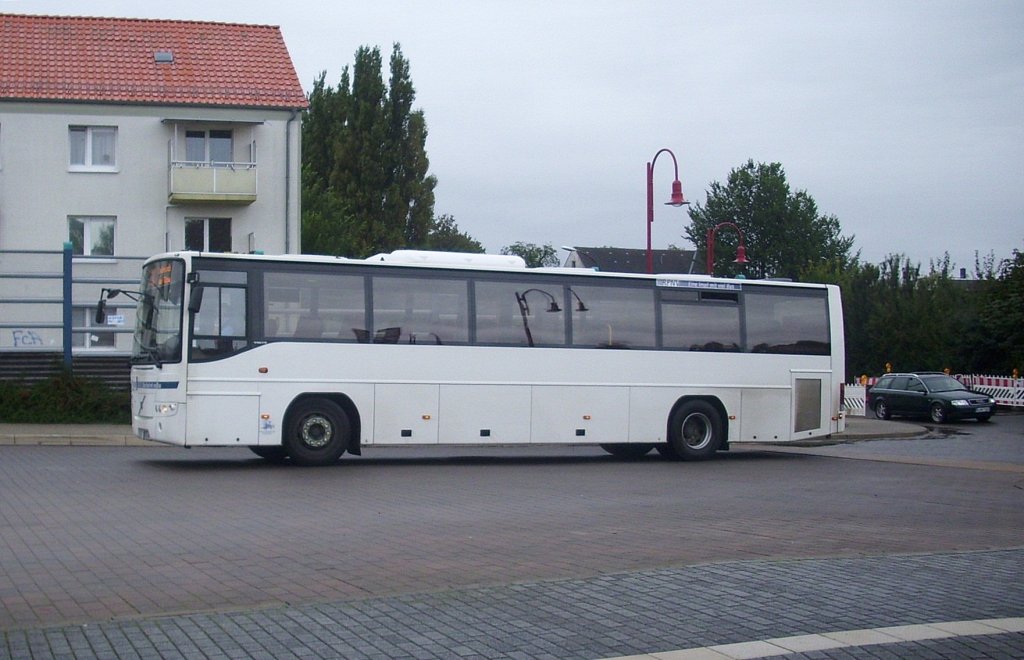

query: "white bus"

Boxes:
[100, 250, 846, 466]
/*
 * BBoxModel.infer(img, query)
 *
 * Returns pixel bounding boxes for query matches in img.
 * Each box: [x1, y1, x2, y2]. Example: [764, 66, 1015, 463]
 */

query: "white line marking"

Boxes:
[602, 617, 1024, 659]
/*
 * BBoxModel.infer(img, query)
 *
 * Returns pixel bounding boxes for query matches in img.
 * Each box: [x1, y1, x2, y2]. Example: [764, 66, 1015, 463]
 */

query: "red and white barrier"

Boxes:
[956, 374, 1024, 408]
[844, 373, 1023, 416]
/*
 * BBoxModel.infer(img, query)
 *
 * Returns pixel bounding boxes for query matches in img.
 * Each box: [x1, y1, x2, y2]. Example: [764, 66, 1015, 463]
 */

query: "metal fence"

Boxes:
[0, 245, 146, 367]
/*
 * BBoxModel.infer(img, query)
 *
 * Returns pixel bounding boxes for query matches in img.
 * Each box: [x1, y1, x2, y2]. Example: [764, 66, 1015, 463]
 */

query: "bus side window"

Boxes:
[474, 281, 528, 345]
[372, 276, 468, 344]
[192, 283, 246, 358]
[293, 316, 324, 338]
[660, 291, 740, 352]
[263, 270, 365, 342]
[744, 290, 829, 355]
[569, 285, 654, 349]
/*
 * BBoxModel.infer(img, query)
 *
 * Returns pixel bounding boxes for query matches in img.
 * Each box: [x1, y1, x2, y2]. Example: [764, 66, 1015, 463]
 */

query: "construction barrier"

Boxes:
[957, 374, 1024, 408]
[845, 374, 1023, 416]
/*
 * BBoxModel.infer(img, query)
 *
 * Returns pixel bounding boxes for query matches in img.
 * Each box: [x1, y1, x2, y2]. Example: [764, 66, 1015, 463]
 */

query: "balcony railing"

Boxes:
[168, 160, 257, 205]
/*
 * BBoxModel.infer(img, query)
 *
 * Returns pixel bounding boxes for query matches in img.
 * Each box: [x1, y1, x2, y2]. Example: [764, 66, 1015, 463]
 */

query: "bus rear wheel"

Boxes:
[285, 398, 350, 466]
[599, 443, 654, 459]
[668, 401, 723, 461]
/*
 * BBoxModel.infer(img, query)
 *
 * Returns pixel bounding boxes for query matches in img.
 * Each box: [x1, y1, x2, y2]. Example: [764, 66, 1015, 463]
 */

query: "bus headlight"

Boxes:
[155, 402, 179, 415]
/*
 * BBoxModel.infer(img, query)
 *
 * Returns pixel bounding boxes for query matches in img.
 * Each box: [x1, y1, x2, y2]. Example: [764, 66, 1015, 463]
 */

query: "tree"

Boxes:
[863, 254, 970, 373]
[969, 248, 1024, 373]
[686, 160, 855, 279]
[301, 44, 437, 257]
[501, 242, 560, 268]
[803, 256, 880, 377]
[422, 215, 484, 253]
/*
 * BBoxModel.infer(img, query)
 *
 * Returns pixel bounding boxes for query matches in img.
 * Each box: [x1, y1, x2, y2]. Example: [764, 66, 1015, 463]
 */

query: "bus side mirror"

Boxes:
[94, 299, 107, 325]
[188, 286, 204, 314]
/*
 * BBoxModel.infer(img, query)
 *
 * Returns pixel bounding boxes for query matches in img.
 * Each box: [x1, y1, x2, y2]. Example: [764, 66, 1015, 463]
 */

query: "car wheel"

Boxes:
[929, 402, 948, 424]
[284, 398, 350, 466]
[874, 399, 891, 420]
[599, 443, 654, 459]
[668, 401, 723, 461]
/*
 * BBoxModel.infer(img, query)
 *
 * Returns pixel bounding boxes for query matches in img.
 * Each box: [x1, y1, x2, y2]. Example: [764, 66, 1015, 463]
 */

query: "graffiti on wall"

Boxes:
[11, 330, 46, 347]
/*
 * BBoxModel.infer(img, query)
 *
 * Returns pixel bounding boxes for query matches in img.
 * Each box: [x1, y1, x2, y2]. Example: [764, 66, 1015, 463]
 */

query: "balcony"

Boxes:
[168, 161, 257, 205]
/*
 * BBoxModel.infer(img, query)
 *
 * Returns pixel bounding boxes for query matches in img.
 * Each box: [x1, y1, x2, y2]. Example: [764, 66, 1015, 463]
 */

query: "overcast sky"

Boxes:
[10, 1, 1024, 270]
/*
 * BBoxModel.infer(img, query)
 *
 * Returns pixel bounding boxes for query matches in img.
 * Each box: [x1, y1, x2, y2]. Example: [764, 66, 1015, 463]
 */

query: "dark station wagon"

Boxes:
[866, 372, 995, 423]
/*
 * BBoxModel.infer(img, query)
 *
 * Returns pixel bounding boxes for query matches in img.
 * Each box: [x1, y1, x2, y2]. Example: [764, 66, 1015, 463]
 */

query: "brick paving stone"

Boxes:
[3, 437, 1024, 658]
[2, 549, 1019, 659]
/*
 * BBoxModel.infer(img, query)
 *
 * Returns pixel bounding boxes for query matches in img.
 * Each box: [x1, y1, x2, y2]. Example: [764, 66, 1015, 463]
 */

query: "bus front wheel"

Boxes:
[285, 398, 351, 466]
[668, 401, 723, 461]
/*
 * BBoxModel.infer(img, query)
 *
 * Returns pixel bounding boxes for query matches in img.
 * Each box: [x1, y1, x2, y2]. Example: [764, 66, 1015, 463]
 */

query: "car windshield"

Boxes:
[132, 260, 184, 364]
[921, 374, 966, 393]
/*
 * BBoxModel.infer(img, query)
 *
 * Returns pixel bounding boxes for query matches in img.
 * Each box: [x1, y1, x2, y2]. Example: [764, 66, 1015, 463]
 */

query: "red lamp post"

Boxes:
[705, 221, 749, 276]
[646, 149, 688, 274]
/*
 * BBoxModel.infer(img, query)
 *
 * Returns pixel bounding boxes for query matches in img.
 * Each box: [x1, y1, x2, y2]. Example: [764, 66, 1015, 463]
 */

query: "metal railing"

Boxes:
[0, 244, 146, 367]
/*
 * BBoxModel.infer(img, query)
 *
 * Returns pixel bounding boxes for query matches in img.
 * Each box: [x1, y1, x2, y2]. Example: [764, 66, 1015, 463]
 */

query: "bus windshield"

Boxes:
[132, 259, 185, 365]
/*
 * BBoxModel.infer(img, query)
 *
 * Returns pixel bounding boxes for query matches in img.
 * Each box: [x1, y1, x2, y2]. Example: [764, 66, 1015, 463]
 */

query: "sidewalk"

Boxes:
[0, 423, 143, 446]
[0, 415, 925, 447]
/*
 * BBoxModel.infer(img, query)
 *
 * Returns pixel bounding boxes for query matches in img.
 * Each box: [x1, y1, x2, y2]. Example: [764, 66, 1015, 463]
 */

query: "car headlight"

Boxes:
[950, 400, 969, 407]
[155, 402, 179, 415]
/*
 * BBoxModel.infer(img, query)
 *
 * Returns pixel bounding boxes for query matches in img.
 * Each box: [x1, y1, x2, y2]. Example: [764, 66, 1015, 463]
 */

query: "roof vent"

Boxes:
[154, 51, 174, 64]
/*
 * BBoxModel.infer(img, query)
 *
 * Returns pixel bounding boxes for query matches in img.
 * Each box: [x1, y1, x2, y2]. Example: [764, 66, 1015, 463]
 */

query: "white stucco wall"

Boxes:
[0, 101, 301, 256]
[0, 100, 303, 352]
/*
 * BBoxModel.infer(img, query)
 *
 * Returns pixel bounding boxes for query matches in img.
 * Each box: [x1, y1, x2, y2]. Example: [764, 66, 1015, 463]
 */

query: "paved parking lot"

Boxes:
[1, 414, 1022, 658]
[3, 551, 1023, 659]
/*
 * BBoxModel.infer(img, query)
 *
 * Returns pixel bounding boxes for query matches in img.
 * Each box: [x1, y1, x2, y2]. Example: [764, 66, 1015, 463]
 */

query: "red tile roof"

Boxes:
[0, 13, 308, 109]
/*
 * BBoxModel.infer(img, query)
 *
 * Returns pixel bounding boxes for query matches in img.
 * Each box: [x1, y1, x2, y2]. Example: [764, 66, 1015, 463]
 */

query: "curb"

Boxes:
[0, 433, 149, 447]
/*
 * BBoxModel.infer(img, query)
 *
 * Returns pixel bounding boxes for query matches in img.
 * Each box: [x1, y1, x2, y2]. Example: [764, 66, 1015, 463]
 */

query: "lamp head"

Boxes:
[665, 180, 688, 207]
[734, 244, 749, 264]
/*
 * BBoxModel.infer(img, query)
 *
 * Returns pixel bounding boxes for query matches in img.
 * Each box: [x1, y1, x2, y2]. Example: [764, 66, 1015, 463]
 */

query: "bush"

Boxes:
[0, 371, 130, 423]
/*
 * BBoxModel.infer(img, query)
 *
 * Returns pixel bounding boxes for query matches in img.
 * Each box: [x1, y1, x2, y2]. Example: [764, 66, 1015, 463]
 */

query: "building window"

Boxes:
[68, 216, 115, 256]
[185, 217, 232, 252]
[69, 126, 117, 170]
[73, 307, 116, 349]
[185, 129, 233, 165]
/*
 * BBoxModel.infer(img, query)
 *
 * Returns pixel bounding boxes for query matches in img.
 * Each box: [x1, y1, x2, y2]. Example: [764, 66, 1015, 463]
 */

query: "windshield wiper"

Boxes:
[132, 344, 163, 368]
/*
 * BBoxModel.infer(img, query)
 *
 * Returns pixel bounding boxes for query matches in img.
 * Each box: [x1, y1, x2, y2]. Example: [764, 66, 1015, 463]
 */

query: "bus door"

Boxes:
[185, 269, 261, 446]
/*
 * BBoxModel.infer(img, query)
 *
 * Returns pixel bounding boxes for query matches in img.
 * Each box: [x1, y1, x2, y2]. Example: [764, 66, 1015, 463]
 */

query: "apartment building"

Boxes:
[0, 13, 308, 353]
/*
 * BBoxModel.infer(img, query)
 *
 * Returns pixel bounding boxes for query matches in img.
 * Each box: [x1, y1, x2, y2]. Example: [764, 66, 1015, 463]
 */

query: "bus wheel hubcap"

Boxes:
[682, 413, 712, 450]
[300, 415, 332, 449]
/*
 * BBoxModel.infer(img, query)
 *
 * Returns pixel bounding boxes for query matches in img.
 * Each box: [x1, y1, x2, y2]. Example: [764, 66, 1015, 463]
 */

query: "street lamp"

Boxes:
[646, 148, 689, 274]
[705, 221, 749, 276]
